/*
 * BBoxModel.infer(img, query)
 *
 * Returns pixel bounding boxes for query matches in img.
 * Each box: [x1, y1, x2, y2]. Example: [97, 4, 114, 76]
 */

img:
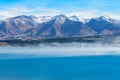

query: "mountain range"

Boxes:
[0, 14, 120, 40]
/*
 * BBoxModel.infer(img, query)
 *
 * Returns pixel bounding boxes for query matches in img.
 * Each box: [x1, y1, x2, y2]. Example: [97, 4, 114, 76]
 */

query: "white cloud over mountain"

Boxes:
[0, 6, 120, 20]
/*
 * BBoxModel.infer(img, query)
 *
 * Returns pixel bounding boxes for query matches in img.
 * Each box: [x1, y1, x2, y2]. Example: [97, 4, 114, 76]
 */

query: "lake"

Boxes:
[0, 56, 120, 80]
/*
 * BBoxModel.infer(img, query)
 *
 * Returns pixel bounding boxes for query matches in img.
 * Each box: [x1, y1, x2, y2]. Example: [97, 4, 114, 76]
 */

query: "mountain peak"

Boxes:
[97, 16, 120, 24]
[53, 14, 67, 19]
[29, 15, 37, 19]
[99, 16, 111, 19]
[90, 16, 114, 23]
[34, 16, 52, 23]
[52, 14, 68, 24]
[69, 15, 80, 22]
[99, 16, 113, 21]
[13, 15, 30, 19]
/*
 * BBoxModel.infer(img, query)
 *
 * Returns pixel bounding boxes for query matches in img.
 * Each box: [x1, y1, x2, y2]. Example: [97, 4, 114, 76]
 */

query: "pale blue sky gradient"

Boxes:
[0, 0, 120, 19]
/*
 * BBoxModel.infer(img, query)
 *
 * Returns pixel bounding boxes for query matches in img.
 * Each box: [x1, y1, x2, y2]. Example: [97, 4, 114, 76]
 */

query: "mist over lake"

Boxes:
[0, 42, 120, 59]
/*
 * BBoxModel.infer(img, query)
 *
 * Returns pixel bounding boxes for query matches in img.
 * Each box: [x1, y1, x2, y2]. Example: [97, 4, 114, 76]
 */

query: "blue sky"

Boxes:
[0, 0, 120, 19]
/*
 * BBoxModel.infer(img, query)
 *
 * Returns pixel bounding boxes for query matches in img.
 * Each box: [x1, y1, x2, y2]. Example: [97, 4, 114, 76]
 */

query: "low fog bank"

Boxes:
[0, 42, 120, 58]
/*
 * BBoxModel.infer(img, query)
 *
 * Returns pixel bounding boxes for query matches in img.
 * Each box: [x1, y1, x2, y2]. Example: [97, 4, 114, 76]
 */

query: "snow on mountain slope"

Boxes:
[94, 16, 120, 25]
[53, 14, 68, 24]
[69, 16, 80, 22]
[33, 16, 52, 23]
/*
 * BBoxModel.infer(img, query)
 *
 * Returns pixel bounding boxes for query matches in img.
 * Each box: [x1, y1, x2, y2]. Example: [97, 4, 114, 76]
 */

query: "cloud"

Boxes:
[67, 10, 120, 19]
[0, 7, 61, 19]
[29, 7, 62, 16]
[0, 7, 30, 19]
[67, 10, 99, 19]
[0, 6, 120, 20]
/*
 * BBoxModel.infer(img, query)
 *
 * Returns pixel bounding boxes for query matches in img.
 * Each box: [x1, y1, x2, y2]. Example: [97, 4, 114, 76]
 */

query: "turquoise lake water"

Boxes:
[0, 56, 120, 80]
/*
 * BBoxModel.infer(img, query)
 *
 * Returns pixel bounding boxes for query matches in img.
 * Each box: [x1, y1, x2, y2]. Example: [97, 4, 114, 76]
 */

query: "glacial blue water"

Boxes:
[0, 56, 120, 80]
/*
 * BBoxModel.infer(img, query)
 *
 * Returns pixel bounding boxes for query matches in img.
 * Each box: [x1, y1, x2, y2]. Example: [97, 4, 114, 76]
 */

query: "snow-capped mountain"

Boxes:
[69, 16, 80, 22]
[0, 15, 36, 37]
[34, 16, 52, 23]
[32, 14, 96, 37]
[86, 16, 120, 35]
[0, 14, 120, 39]
[94, 16, 120, 24]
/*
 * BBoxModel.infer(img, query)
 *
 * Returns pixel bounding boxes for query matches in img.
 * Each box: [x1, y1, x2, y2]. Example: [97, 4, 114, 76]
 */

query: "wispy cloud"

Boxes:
[0, 6, 120, 20]
[0, 0, 120, 19]
[68, 10, 120, 19]
[0, 7, 62, 19]
[0, 7, 30, 19]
